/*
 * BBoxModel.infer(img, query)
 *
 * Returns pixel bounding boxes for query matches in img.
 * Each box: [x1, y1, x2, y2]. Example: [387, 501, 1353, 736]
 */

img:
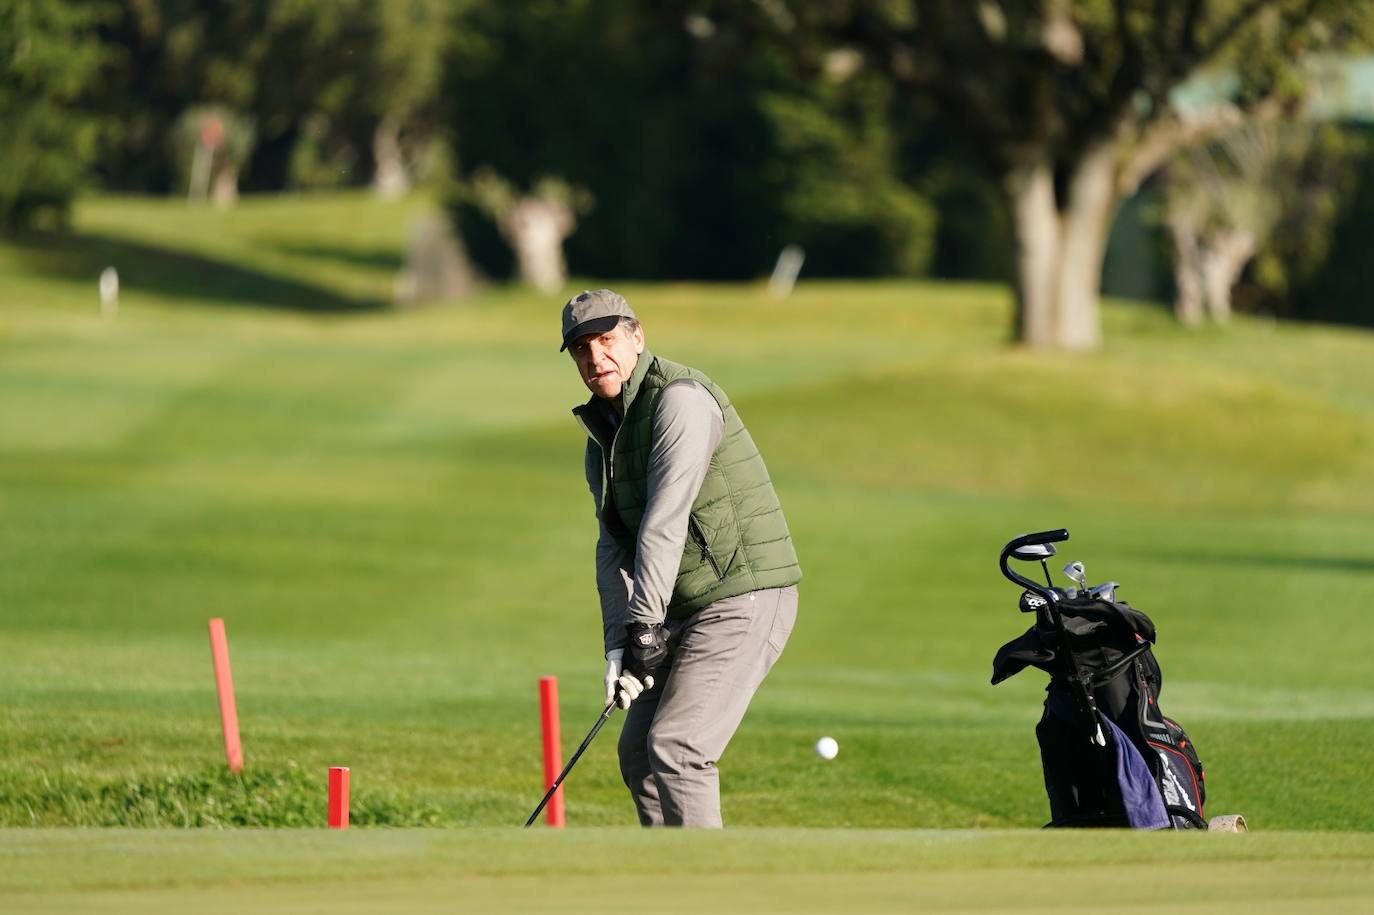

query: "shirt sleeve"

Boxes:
[626, 380, 725, 626]
[586, 444, 633, 656]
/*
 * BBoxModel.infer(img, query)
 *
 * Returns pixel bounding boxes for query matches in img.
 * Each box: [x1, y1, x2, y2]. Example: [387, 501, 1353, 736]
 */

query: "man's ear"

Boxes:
[631, 325, 645, 354]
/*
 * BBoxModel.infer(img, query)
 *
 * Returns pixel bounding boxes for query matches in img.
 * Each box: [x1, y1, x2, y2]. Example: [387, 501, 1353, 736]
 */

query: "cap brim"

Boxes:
[559, 315, 622, 351]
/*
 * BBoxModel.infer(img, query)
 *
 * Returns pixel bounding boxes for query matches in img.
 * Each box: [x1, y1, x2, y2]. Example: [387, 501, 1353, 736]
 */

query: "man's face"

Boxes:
[569, 322, 644, 401]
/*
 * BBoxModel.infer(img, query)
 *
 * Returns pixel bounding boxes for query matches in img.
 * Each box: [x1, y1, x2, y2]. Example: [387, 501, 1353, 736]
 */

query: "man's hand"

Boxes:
[604, 648, 654, 710]
[604, 650, 624, 705]
[624, 622, 669, 681]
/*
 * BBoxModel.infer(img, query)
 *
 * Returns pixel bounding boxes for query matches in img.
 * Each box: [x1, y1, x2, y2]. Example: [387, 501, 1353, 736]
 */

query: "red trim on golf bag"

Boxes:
[1138, 698, 1207, 829]
[1147, 739, 1205, 820]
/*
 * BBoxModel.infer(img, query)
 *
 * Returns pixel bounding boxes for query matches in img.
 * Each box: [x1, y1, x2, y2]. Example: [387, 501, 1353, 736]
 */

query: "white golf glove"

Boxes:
[604, 649, 653, 710]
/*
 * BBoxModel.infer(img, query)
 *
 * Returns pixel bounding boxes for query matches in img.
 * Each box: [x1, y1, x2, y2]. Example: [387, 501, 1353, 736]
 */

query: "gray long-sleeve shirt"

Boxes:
[584, 380, 724, 655]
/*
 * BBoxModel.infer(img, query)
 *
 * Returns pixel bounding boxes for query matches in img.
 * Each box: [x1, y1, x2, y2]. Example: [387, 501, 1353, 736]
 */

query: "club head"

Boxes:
[1089, 581, 1119, 601]
[1011, 543, 1057, 562]
[1063, 560, 1087, 591]
[1018, 589, 1049, 613]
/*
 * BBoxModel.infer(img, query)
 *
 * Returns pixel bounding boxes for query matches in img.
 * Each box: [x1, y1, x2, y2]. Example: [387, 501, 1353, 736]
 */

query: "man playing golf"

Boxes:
[562, 288, 801, 828]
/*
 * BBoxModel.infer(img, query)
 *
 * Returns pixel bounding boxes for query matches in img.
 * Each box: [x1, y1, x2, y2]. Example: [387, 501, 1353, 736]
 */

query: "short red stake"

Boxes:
[539, 676, 566, 827]
[328, 767, 350, 829]
[207, 618, 244, 773]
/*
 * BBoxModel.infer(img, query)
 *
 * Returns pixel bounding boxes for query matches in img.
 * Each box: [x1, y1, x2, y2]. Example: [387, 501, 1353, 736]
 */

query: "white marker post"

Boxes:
[99, 267, 119, 319]
[768, 245, 805, 298]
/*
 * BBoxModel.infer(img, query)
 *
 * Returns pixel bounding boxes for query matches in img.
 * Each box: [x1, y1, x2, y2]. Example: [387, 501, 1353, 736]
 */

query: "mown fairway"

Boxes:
[5, 829, 1374, 913]
[2, 192, 1374, 908]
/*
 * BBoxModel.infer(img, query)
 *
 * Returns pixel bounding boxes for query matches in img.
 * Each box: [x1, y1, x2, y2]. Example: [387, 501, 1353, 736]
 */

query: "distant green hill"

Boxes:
[2, 192, 1373, 833]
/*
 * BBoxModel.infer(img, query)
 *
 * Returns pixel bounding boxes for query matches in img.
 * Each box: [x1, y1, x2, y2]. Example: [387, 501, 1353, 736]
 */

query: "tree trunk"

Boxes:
[1166, 208, 1206, 325]
[394, 214, 481, 307]
[372, 117, 410, 200]
[1002, 161, 1060, 347]
[1001, 148, 1112, 350]
[1054, 143, 1113, 349]
[1200, 228, 1256, 323]
[211, 163, 239, 209]
[503, 196, 575, 294]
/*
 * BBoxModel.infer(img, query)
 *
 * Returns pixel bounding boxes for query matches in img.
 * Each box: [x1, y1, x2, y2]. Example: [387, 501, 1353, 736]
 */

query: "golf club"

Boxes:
[524, 698, 619, 827]
[1089, 580, 1120, 601]
[1064, 560, 1088, 593]
[1008, 540, 1057, 587]
[1000, 529, 1105, 746]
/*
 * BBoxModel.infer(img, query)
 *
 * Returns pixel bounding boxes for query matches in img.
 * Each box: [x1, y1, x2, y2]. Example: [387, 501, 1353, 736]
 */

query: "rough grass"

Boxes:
[2, 192, 1374, 840]
[3, 764, 443, 828]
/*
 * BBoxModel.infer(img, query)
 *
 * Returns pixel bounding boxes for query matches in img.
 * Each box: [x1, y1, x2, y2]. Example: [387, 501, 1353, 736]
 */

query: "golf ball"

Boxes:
[815, 736, 839, 760]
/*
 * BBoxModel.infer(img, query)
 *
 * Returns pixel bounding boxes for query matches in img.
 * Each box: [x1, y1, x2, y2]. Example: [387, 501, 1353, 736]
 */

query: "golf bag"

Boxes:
[992, 595, 1208, 829]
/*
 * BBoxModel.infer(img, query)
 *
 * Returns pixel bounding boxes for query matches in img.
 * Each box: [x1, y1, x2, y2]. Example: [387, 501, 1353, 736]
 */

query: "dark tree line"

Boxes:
[5, 0, 1374, 337]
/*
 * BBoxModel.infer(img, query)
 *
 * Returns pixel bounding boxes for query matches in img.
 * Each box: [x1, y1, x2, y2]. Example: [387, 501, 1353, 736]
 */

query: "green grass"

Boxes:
[4, 829, 1374, 913]
[3, 190, 1374, 907]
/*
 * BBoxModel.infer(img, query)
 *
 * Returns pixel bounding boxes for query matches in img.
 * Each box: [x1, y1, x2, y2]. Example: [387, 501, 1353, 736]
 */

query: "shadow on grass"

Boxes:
[11, 230, 386, 313]
[272, 242, 405, 273]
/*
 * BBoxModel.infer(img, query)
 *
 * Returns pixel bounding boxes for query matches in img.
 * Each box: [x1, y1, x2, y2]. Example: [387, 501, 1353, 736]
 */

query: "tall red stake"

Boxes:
[539, 676, 566, 827]
[207, 618, 243, 773]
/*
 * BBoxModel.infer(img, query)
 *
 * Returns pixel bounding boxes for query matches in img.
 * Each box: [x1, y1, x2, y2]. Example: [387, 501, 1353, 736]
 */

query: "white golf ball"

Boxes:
[815, 736, 839, 760]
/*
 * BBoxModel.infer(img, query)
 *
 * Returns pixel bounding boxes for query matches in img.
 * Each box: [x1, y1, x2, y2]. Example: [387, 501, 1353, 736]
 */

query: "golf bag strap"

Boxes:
[1087, 644, 1154, 689]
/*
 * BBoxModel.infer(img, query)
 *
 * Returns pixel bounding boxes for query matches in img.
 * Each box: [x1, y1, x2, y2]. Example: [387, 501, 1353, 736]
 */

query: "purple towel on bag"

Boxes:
[1102, 715, 1170, 829]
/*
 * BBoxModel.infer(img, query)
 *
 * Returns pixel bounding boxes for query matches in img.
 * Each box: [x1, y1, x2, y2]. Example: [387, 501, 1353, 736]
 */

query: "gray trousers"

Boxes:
[617, 585, 798, 828]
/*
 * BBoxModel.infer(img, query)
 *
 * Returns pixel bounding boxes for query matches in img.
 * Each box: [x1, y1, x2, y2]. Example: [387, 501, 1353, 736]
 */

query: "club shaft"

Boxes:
[524, 700, 617, 827]
[1045, 601, 1103, 743]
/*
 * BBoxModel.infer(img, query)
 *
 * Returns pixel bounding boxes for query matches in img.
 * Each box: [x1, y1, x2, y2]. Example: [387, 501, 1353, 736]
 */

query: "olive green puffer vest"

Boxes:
[574, 351, 802, 617]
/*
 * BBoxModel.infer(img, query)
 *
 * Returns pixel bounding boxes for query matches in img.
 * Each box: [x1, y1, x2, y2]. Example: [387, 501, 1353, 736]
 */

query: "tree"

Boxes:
[174, 105, 256, 207]
[1157, 120, 1364, 324]
[445, 0, 936, 281]
[467, 169, 592, 293]
[730, 0, 1374, 348]
[1285, 124, 1374, 326]
[86, 1, 457, 196]
[365, 0, 453, 198]
[0, 0, 109, 229]
[761, 50, 938, 277]
[252, 0, 457, 194]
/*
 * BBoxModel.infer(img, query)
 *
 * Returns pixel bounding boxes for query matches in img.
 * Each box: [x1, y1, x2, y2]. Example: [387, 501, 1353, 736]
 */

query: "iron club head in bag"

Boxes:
[1064, 560, 1088, 594]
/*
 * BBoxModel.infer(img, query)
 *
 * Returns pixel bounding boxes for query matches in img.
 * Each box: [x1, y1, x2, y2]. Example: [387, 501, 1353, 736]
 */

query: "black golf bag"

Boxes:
[992, 595, 1208, 829]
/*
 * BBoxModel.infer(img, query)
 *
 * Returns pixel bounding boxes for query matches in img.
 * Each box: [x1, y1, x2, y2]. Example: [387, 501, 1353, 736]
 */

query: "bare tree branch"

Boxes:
[1118, 96, 1282, 194]
[1195, 0, 1279, 65]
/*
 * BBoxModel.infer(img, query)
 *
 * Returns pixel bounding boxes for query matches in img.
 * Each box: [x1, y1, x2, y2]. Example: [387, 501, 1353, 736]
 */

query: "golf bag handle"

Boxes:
[999, 527, 1103, 745]
[999, 528, 1070, 601]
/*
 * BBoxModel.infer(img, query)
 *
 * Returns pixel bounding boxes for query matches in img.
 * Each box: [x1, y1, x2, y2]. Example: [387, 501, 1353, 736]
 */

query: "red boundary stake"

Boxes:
[328, 767, 350, 829]
[539, 676, 566, 827]
[207, 618, 244, 773]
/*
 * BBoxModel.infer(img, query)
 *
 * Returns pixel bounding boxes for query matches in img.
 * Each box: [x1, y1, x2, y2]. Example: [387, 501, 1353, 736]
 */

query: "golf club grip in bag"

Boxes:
[999, 529, 1069, 599]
